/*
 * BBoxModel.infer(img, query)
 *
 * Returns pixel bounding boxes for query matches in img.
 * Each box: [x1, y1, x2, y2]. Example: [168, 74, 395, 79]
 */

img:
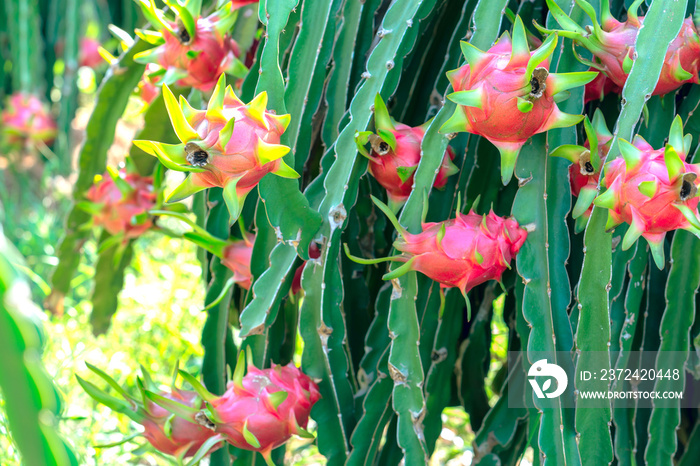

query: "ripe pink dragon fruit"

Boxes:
[550, 110, 613, 232]
[134, 74, 296, 223]
[221, 232, 254, 289]
[441, 16, 596, 184]
[138, 64, 162, 105]
[356, 94, 458, 211]
[347, 197, 528, 306]
[544, 0, 700, 96]
[584, 69, 621, 103]
[77, 365, 223, 459]
[83, 168, 156, 239]
[134, 0, 247, 91]
[593, 116, 700, 268]
[207, 360, 320, 462]
[141, 387, 222, 457]
[79, 37, 104, 69]
[2, 93, 57, 146]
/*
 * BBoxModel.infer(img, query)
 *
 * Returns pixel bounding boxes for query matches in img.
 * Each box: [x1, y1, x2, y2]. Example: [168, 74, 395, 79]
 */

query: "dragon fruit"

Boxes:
[550, 109, 613, 232]
[2, 93, 57, 146]
[77, 365, 222, 458]
[134, 74, 296, 223]
[206, 360, 320, 463]
[134, 0, 247, 91]
[347, 196, 528, 307]
[355, 94, 458, 211]
[79, 37, 104, 69]
[221, 232, 254, 289]
[593, 116, 700, 268]
[82, 168, 156, 239]
[584, 69, 621, 103]
[441, 16, 597, 184]
[543, 0, 700, 96]
[138, 64, 162, 105]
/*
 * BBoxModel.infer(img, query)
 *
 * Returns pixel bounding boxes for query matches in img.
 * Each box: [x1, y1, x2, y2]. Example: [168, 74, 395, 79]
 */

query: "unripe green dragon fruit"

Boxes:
[133, 0, 247, 91]
[134, 74, 297, 223]
[355, 94, 458, 212]
[80, 167, 156, 240]
[76, 364, 223, 459]
[543, 0, 700, 96]
[441, 16, 597, 184]
[593, 116, 700, 268]
[550, 109, 613, 232]
[346, 197, 528, 315]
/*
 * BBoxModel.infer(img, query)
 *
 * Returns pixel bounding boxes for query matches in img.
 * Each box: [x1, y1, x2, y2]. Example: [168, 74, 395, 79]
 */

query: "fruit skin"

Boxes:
[543, 0, 700, 96]
[84, 169, 156, 239]
[550, 110, 613, 232]
[134, 74, 296, 223]
[134, 0, 246, 91]
[584, 69, 621, 103]
[138, 64, 162, 105]
[221, 232, 254, 289]
[356, 94, 458, 212]
[142, 388, 221, 457]
[593, 116, 700, 268]
[441, 16, 596, 184]
[76, 366, 223, 459]
[2, 93, 57, 146]
[208, 362, 321, 461]
[79, 37, 104, 69]
[393, 209, 528, 295]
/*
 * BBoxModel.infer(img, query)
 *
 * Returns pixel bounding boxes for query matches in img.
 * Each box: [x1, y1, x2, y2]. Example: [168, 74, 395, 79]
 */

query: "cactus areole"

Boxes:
[134, 74, 297, 224]
[441, 16, 597, 184]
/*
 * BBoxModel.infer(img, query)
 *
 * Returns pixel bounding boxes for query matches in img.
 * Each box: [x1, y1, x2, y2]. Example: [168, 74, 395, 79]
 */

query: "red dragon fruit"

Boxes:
[79, 37, 104, 69]
[441, 16, 597, 184]
[584, 69, 621, 103]
[138, 64, 163, 105]
[206, 359, 320, 463]
[77, 365, 223, 459]
[134, 74, 296, 223]
[550, 109, 613, 232]
[355, 94, 458, 212]
[221, 232, 254, 289]
[543, 0, 700, 97]
[83, 168, 156, 239]
[593, 116, 700, 268]
[134, 0, 247, 91]
[2, 93, 57, 146]
[346, 196, 528, 310]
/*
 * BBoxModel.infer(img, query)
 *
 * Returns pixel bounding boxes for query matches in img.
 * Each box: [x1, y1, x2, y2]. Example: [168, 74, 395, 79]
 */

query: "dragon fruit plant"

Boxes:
[133, 0, 247, 91]
[30, 1, 700, 466]
[134, 74, 296, 223]
[355, 94, 458, 212]
[441, 16, 597, 183]
[593, 116, 700, 268]
[1, 93, 57, 147]
[76, 364, 224, 459]
[550, 109, 613, 232]
[543, 0, 700, 96]
[79, 167, 157, 241]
